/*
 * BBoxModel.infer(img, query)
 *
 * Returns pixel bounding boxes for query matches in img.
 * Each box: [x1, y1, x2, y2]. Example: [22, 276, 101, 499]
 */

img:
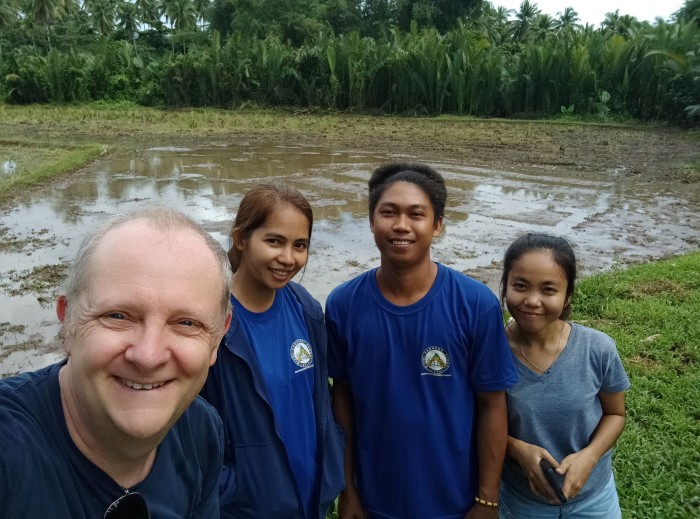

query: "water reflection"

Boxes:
[0, 143, 698, 377]
[2, 161, 17, 174]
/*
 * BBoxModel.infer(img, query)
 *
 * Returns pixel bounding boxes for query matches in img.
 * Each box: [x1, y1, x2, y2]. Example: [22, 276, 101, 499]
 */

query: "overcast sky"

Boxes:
[491, 1, 686, 27]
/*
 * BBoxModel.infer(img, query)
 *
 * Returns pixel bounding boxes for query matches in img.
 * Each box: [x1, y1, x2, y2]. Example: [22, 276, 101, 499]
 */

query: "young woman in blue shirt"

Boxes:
[201, 182, 344, 518]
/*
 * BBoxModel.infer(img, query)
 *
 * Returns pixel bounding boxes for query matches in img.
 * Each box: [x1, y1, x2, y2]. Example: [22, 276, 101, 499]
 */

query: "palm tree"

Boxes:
[531, 13, 555, 43]
[24, 0, 72, 48]
[468, 3, 512, 44]
[601, 10, 620, 32]
[27, 0, 66, 25]
[602, 10, 641, 38]
[493, 5, 512, 25]
[556, 7, 581, 33]
[117, 0, 139, 39]
[135, 0, 159, 26]
[511, 0, 540, 41]
[192, 0, 209, 29]
[0, 0, 19, 30]
[161, 0, 197, 31]
[616, 14, 641, 37]
[0, 0, 19, 62]
[160, 0, 197, 52]
[63, 0, 79, 15]
[673, 0, 700, 25]
[88, 0, 116, 36]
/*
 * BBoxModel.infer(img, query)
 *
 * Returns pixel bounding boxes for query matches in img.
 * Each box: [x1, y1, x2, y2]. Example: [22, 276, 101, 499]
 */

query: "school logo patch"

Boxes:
[421, 347, 451, 376]
[290, 339, 314, 370]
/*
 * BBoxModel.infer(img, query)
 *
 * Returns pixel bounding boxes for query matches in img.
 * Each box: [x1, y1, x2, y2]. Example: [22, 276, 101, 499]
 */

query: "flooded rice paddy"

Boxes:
[1, 143, 698, 377]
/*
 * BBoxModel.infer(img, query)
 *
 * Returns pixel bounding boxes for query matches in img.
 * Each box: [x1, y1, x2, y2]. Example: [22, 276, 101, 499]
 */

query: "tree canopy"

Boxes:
[0, 0, 698, 124]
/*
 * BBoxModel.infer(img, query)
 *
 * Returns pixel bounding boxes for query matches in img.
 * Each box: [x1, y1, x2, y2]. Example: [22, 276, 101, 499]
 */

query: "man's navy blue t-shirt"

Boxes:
[0, 362, 223, 518]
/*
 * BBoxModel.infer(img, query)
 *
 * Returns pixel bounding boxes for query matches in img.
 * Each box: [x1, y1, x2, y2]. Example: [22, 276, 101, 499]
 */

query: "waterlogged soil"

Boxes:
[1, 112, 698, 377]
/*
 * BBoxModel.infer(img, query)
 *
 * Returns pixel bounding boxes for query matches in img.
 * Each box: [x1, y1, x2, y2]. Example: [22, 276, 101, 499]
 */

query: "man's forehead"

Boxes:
[103, 219, 188, 242]
[95, 220, 206, 257]
[379, 182, 431, 201]
[87, 221, 219, 288]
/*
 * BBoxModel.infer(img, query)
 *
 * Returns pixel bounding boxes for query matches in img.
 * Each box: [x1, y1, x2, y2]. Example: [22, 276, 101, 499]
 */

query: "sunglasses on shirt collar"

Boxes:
[104, 491, 150, 519]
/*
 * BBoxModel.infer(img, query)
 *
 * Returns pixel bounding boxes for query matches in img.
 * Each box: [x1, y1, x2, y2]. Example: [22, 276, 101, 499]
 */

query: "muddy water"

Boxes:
[1, 143, 698, 377]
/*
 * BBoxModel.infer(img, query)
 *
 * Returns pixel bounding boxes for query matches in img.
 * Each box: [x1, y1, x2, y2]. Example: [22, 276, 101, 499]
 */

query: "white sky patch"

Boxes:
[491, 0, 685, 27]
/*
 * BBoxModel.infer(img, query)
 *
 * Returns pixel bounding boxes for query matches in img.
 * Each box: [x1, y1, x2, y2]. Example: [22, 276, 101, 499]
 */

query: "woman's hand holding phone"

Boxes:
[556, 448, 598, 501]
[539, 459, 567, 503]
[508, 438, 565, 503]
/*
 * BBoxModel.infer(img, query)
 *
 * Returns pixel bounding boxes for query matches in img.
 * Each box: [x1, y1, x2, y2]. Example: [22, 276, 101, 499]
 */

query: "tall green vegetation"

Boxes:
[1, 0, 698, 124]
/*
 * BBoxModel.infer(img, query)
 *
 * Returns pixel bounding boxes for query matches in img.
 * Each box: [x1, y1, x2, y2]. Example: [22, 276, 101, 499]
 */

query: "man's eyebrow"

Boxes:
[88, 299, 137, 312]
[378, 201, 429, 209]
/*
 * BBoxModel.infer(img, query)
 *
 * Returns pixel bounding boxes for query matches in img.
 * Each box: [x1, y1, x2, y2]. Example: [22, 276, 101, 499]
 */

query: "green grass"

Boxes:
[573, 252, 700, 518]
[677, 160, 700, 183]
[0, 138, 105, 201]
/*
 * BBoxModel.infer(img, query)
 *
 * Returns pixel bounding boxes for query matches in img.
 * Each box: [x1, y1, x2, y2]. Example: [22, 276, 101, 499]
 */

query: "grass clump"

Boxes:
[573, 252, 700, 518]
[676, 160, 700, 183]
[0, 138, 105, 201]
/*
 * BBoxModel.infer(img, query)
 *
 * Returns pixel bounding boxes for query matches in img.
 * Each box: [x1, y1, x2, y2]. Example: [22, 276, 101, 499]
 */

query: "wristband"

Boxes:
[474, 496, 499, 508]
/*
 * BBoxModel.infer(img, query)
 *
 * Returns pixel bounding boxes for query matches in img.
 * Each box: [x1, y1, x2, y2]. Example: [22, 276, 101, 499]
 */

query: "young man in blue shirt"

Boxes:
[327, 163, 517, 519]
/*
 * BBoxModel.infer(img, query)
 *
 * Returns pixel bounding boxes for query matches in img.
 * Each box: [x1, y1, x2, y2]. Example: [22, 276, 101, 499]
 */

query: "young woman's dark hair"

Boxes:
[500, 233, 577, 320]
[227, 182, 313, 272]
[368, 162, 447, 224]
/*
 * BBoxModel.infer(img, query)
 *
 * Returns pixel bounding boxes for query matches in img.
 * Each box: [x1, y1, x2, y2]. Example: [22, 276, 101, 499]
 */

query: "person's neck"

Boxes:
[59, 366, 159, 489]
[231, 272, 276, 313]
[508, 320, 564, 351]
[376, 259, 438, 306]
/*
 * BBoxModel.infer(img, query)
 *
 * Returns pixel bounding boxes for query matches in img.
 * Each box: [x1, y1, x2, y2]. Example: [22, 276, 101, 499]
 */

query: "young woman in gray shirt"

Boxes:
[499, 233, 630, 518]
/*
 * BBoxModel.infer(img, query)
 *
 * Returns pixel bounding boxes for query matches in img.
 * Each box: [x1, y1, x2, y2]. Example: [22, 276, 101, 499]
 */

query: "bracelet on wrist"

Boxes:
[474, 496, 499, 508]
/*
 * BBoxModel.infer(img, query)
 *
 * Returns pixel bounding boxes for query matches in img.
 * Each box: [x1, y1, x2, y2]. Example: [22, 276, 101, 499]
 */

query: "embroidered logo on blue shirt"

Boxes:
[290, 339, 314, 372]
[421, 346, 451, 376]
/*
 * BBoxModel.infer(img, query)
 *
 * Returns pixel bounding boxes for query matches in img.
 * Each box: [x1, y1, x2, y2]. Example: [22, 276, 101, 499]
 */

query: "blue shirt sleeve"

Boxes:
[326, 290, 349, 380]
[468, 298, 518, 392]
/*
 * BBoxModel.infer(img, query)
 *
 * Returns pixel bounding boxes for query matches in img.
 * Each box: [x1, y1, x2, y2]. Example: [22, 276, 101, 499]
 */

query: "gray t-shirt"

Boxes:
[501, 322, 631, 504]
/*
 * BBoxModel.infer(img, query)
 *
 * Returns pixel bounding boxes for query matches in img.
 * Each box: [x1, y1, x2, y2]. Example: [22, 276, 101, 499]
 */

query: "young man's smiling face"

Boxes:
[371, 181, 442, 268]
[58, 220, 230, 446]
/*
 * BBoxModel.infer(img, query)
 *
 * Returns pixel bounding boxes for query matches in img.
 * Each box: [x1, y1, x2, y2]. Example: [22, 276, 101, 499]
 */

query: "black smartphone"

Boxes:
[539, 459, 567, 503]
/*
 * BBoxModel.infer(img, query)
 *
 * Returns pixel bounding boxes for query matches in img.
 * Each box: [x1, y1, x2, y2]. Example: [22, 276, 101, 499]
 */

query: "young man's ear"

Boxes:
[432, 216, 444, 237]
